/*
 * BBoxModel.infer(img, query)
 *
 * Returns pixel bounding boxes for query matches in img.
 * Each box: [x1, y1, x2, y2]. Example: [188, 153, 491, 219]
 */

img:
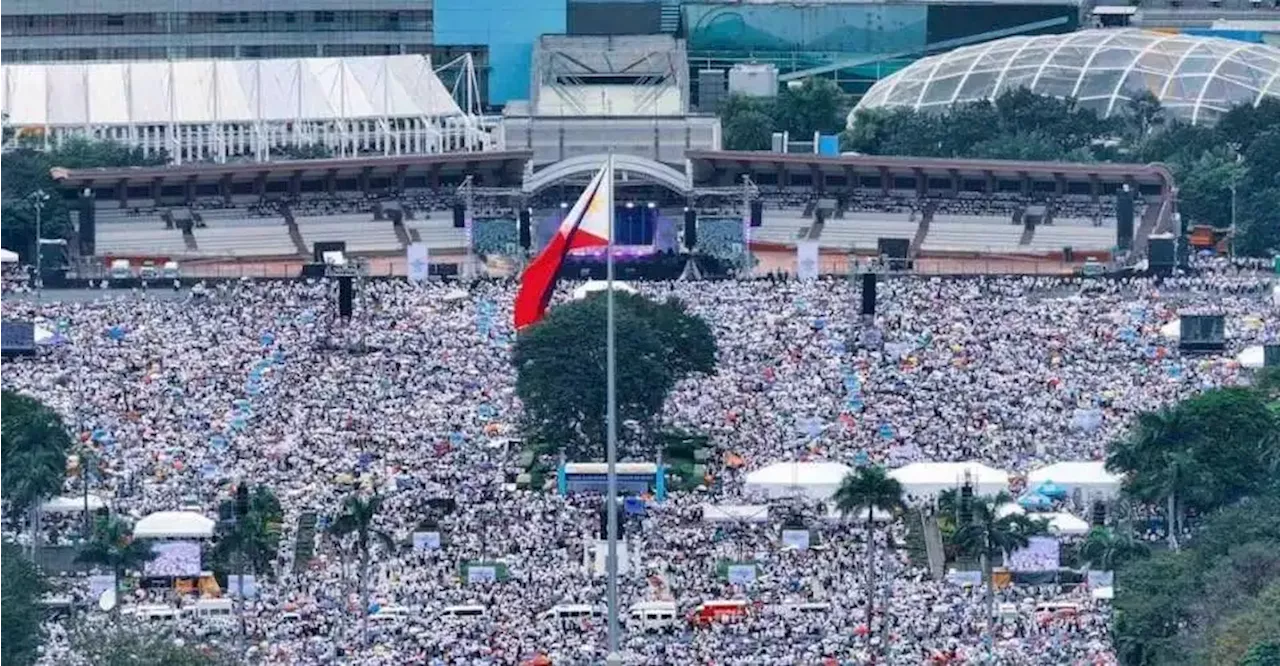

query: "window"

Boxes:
[106, 14, 125, 27]
[216, 13, 235, 24]
[315, 11, 335, 23]
[284, 12, 297, 23]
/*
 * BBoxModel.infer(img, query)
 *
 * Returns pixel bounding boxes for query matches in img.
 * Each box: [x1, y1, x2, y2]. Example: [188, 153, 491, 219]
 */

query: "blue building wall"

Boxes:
[434, 0, 567, 105]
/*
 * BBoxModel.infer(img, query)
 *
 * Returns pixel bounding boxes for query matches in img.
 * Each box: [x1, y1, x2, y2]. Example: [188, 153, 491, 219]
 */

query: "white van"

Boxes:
[539, 604, 603, 626]
[109, 259, 132, 279]
[628, 600, 678, 632]
[128, 604, 180, 621]
[440, 604, 487, 620]
[188, 598, 234, 619]
[162, 261, 181, 279]
[370, 605, 411, 622]
[138, 261, 159, 279]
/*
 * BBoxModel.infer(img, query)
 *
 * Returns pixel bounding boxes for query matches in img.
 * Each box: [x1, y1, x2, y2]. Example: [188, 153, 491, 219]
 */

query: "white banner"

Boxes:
[781, 529, 811, 551]
[466, 565, 497, 584]
[413, 531, 442, 551]
[726, 564, 757, 585]
[407, 242, 429, 283]
[796, 241, 819, 281]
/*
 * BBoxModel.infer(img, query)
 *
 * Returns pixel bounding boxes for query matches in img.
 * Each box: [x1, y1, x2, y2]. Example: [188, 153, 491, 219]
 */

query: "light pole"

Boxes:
[27, 189, 50, 303]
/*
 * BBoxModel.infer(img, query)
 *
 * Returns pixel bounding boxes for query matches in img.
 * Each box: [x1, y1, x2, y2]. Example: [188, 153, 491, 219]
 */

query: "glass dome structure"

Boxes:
[851, 29, 1280, 126]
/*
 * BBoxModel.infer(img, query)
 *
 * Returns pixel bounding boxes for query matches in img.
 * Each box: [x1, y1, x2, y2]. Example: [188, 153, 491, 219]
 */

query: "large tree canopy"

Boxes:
[1, 542, 48, 666]
[1, 390, 74, 514]
[514, 291, 716, 460]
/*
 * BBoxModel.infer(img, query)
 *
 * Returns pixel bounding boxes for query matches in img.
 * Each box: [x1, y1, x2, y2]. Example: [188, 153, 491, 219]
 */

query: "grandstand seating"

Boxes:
[819, 217, 922, 251]
[920, 222, 1027, 254]
[192, 225, 297, 257]
[97, 223, 189, 256]
[295, 215, 402, 254]
[406, 219, 468, 250]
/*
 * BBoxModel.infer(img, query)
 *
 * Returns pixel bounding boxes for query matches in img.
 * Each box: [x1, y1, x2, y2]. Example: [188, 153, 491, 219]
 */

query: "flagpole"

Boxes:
[605, 151, 622, 666]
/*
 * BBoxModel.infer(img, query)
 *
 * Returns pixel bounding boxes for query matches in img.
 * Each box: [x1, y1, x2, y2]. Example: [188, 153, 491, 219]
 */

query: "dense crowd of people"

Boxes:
[3, 259, 1277, 665]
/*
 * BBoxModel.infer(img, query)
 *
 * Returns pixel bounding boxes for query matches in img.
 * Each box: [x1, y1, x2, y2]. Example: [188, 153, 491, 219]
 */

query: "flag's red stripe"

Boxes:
[513, 176, 610, 329]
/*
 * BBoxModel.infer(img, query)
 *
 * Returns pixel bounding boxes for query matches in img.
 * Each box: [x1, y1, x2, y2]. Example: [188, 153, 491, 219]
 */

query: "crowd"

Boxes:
[3, 260, 1277, 665]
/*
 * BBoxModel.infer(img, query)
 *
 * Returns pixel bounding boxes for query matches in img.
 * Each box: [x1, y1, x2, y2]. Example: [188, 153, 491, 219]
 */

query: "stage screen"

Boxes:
[145, 540, 202, 577]
[1008, 536, 1060, 572]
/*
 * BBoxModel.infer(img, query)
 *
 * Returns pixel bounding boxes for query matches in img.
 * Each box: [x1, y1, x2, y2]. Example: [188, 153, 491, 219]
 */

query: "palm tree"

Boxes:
[834, 466, 905, 644]
[326, 493, 394, 646]
[950, 492, 1048, 645]
[1078, 526, 1149, 571]
[73, 443, 103, 540]
[214, 485, 283, 656]
[1107, 406, 1195, 551]
[75, 515, 156, 614]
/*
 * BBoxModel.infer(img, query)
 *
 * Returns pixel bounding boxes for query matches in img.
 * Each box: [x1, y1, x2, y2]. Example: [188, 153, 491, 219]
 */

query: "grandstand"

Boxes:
[687, 151, 1173, 259]
[1, 55, 499, 164]
[501, 35, 720, 166]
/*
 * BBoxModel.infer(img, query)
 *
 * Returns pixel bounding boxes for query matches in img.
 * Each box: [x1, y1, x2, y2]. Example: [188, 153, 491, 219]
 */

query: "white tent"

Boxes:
[1029, 512, 1091, 536]
[41, 495, 107, 513]
[1159, 319, 1181, 339]
[889, 461, 1010, 498]
[1027, 461, 1123, 500]
[1273, 285, 1280, 307]
[742, 461, 853, 500]
[572, 280, 637, 300]
[701, 504, 771, 524]
[0, 248, 17, 263]
[823, 504, 893, 523]
[133, 511, 216, 539]
[1238, 345, 1265, 369]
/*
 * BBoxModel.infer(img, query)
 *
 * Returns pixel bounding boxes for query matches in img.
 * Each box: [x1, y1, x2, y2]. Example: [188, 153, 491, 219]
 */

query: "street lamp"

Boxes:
[26, 190, 50, 303]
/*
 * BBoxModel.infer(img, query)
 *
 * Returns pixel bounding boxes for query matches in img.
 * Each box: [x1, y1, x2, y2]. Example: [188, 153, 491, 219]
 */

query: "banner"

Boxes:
[726, 564, 757, 585]
[1008, 536, 1061, 572]
[413, 531, 442, 551]
[407, 242, 430, 283]
[796, 241, 819, 281]
[467, 565, 497, 583]
[781, 529, 811, 551]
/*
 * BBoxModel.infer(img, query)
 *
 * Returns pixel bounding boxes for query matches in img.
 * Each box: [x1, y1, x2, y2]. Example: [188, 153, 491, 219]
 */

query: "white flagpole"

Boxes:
[604, 152, 621, 665]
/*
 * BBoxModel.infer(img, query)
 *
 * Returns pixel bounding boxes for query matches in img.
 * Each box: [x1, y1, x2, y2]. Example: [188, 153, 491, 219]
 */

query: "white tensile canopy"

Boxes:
[1160, 319, 1181, 339]
[701, 504, 771, 524]
[573, 280, 638, 300]
[41, 495, 107, 513]
[132, 511, 216, 539]
[0, 248, 18, 263]
[1027, 461, 1123, 499]
[889, 461, 1010, 498]
[1030, 512, 1092, 536]
[742, 461, 853, 500]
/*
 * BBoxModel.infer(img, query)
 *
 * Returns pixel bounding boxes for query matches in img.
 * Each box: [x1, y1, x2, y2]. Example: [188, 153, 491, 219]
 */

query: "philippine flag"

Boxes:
[513, 160, 612, 329]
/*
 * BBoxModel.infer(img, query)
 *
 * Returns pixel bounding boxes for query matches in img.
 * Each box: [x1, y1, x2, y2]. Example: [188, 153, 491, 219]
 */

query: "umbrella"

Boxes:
[1035, 481, 1067, 499]
[1017, 492, 1053, 509]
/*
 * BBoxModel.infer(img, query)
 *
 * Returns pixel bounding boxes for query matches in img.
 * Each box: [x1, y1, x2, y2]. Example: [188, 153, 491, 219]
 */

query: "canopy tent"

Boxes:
[701, 504, 771, 524]
[0, 248, 17, 263]
[1029, 512, 1091, 536]
[742, 461, 853, 500]
[572, 280, 637, 300]
[1159, 319, 1181, 339]
[1238, 345, 1265, 369]
[1027, 462, 1123, 500]
[41, 495, 107, 513]
[889, 461, 1010, 498]
[823, 504, 893, 523]
[133, 511, 216, 539]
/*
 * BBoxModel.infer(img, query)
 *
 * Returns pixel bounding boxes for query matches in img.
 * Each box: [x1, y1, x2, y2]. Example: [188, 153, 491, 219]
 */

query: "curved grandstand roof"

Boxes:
[2, 55, 463, 127]
[852, 29, 1280, 126]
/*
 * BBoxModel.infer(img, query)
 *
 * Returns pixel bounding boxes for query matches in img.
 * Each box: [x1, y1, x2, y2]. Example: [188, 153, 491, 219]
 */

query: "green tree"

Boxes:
[513, 292, 716, 460]
[1108, 405, 1198, 550]
[720, 94, 777, 151]
[212, 485, 283, 655]
[2, 390, 73, 560]
[950, 492, 1048, 640]
[775, 77, 846, 139]
[1, 542, 48, 666]
[1124, 90, 1166, 140]
[326, 493, 394, 647]
[71, 625, 235, 666]
[1173, 147, 1248, 231]
[1240, 639, 1280, 666]
[75, 515, 157, 614]
[833, 466, 904, 645]
[1113, 550, 1197, 666]
[1078, 526, 1149, 571]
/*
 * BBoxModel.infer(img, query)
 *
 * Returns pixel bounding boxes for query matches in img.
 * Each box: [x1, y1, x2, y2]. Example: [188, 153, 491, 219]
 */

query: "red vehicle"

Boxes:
[689, 599, 750, 626]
